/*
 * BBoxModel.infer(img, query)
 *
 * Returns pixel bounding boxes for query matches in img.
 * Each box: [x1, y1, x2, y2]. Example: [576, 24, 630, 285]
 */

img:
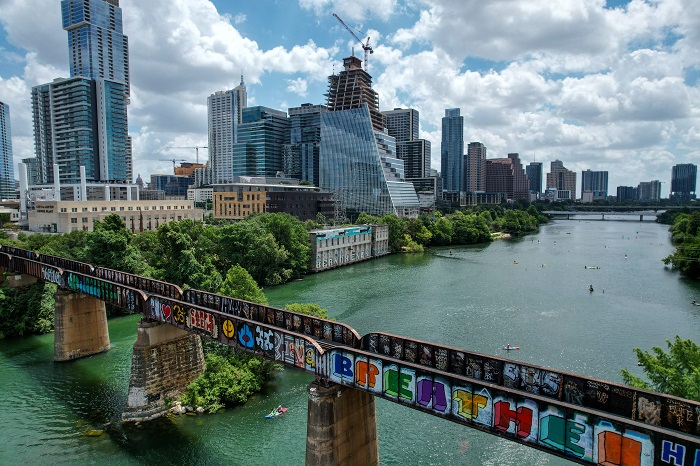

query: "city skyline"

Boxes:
[1, 0, 699, 195]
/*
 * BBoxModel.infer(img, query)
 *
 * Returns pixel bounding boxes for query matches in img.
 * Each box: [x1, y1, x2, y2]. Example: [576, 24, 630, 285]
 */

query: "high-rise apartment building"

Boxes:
[383, 108, 419, 142]
[637, 180, 662, 201]
[485, 153, 529, 201]
[228, 106, 289, 180]
[526, 162, 542, 194]
[62, 0, 130, 94]
[670, 163, 697, 201]
[0, 102, 15, 199]
[617, 186, 636, 202]
[546, 160, 576, 198]
[465, 142, 486, 192]
[208, 78, 248, 183]
[326, 56, 385, 132]
[31, 77, 128, 184]
[581, 169, 608, 199]
[382, 108, 431, 179]
[284, 103, 327, 186]
[441, 108, 464, 194]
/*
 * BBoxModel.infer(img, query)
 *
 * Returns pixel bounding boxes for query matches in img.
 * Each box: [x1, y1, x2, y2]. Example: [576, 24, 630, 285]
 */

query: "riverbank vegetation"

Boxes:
[621, 336, 700, 402]
[662, 211, 700, 278]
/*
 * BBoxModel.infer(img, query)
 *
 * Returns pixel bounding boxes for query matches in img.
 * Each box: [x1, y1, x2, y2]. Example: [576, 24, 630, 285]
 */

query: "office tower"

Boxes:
[546, 160, 576, 197]
[526, 162, 543, 194]
[485, 153, 529, 200]
[31, 77, 129, 185]
[0, 102, 15, 199]
[637, 180, 662, 201]
[441, 108, 464, 193]
[326, 56, 385, 132]
[62, 0, 130, 94]
[383, 108, 431, 179]
[320, 105, 419, 218]
[465, 142, 486, 192]
[617, 186, 635, 202]
[670, 163, 697, 201]
[284, 103, 327, 186]
[208, 78, 248, 183]
[383, 108, 419, 142]
[228, 106, 289, 179]
[580, 170, 608, 199]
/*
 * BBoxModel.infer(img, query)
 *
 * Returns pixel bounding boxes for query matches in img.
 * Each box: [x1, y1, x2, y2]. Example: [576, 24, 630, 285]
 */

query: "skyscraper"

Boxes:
[526, 162, 542, 194]
[383, 108, 431, 179]
[465, 142, 486, 192]
[546, 160, 576, 199]
[284, 103, 327, 186]
[637, 180, 661, 201]
[326, 56, 385, 132]
[208, 78, 248, 183]
[320, 105, 419, 218]
[62, 0, 130, 94]
[32, 77, 128, 184]
[670, 163, 697, 201]
[485, 153, 528, 200]
[580, 169, 608, 199]
[0, 102, 15, 199]
[230, 106, 289, 179]
[441, 108, 464, 194]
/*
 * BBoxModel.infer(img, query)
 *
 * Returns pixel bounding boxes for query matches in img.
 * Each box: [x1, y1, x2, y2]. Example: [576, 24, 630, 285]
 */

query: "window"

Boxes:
[71, 208, 77, 212]
[82, 207, 88, 212]
[70, 218, 77, 224]
[111, 207, 116, 211]
[60, 208, 67, 213]
[92, 207, 98, 212]
[82, 217, 88, 223]
[120, 207, 125, 211]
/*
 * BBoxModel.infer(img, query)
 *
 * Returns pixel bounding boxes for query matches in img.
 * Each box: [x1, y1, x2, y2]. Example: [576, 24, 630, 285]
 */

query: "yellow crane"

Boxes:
[333, 13, 374, 71]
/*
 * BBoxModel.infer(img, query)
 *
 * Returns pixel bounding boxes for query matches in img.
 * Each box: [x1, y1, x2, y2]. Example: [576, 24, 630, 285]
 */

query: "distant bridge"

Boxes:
[1, 245, 699, 466]
[543, 211, 660, 221]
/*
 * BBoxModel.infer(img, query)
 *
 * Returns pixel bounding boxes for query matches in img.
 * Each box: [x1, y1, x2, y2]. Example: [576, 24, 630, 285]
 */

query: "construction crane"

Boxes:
[333, 13, 373, 71]
[159, 158, 187, 171]
[168, 146, 208, 164]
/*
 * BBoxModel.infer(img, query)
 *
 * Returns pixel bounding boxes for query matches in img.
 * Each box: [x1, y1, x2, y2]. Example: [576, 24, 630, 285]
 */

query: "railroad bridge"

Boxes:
[1, 246, 699, 466]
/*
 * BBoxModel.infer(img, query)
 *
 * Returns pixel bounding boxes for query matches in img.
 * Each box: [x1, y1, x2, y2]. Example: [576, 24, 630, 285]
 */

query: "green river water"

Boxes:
[0, 219, 698, 465]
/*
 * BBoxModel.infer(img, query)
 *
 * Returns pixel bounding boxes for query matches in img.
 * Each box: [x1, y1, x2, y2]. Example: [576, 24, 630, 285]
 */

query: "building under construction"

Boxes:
[326, 56, 385, 132]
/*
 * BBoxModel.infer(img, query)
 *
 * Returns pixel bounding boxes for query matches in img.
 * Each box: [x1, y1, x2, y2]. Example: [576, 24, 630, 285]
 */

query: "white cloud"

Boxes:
[299, 0, 399, 22]
[287, 78, 309, 96]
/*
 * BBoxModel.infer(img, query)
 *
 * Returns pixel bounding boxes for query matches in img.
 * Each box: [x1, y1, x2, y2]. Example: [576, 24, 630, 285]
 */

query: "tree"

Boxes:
[621, 336, 700, 401]
[220, 265, 268, 305]
[84, 214, 148, 274]
[0, 212, 11, 229]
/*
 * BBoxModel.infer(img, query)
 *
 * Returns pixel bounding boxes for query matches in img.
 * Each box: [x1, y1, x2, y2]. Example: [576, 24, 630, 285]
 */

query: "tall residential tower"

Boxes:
[441, 108, 464, 194]
[208, 78, 248, 183]
[0, 102, 15, 199]
[670, 163, 697, 201]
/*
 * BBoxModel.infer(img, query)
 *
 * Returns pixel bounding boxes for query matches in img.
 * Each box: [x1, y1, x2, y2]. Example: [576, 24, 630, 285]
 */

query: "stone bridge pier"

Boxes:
[122, 320, 205, 422]
[306, 382, 379, 466]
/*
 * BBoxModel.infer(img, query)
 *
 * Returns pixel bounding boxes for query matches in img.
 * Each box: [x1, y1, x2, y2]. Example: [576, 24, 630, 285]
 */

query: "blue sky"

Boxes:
[1, 0, 699, 195]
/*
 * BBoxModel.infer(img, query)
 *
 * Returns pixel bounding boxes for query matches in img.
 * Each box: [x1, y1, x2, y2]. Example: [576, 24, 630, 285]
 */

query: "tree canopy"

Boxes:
[621, 336, 700, 401]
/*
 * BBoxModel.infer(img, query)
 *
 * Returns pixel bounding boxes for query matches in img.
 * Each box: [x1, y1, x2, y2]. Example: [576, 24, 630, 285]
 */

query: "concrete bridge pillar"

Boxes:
[306, 382, 379, 466]
[54, 289, 110, 361]
[122, 320, 205, 422]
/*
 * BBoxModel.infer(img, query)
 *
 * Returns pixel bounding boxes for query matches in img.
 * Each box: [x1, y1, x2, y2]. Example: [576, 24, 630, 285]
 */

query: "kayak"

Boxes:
[265, 407, 288, 418]
[502, 346, 520, 351]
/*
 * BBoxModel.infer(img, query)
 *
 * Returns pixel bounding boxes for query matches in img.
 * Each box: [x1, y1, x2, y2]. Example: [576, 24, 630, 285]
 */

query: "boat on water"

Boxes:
[692, 301, 700, 307]
[502, 344, 520, 351]
[589, 285, 594, 292]
[265, 406, 288, 418]
[584, 266, 600, 269]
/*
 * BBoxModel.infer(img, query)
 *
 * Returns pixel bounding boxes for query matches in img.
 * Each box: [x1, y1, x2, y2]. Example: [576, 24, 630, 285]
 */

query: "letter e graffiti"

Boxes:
[417, 379, 447, 412]
[333, 353, 353, 378]
[539, 415, 586, 457]
[661, 440, 685, 466]
[494, 401, 533, 438]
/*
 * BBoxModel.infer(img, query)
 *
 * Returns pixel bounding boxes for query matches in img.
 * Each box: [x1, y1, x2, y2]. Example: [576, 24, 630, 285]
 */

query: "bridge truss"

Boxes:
[1, 246, 698, 465]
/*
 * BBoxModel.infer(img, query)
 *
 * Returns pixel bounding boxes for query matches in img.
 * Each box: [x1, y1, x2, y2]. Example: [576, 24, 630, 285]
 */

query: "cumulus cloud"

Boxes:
[299, 0, 399, 22]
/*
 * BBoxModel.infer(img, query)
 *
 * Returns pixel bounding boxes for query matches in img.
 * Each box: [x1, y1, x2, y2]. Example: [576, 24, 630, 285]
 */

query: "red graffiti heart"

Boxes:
[162, 304, 172, 320]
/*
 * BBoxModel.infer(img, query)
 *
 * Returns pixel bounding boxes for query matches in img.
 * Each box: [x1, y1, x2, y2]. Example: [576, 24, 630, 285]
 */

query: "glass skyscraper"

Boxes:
[320, 105, 419, 218]
[526, 162, 543, 194]
[670, 163, 697, 201]
[580, 169, 609, 199]
[228, 106, 289, 180]
[441, 108, 464, 194]
[62, 0, 130, 94]
[284, 103, 327, 186]
[0, 102, 15, 199]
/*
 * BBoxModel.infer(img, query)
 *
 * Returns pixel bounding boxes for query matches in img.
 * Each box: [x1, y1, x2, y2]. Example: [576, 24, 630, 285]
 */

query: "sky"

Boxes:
[1, 0, 699, 196]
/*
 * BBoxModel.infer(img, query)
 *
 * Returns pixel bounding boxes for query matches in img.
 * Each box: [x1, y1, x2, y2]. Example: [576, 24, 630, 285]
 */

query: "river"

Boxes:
[0, 219, 698, 465]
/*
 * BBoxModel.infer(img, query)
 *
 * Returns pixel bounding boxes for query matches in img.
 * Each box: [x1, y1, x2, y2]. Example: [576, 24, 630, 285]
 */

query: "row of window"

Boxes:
[59, 204, 189, 213]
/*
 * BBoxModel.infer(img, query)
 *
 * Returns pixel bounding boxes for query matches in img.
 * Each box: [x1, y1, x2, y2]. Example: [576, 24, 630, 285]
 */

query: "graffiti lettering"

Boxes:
[540, 415, 586, 457]
[453, 390, 488, 420]
[494, 401, 533, 438]
[41, 267, 63, 286]
[356, 360, 380, 388]
[384, 368, 413, 399]
[417, 379, 448, 412]
[189, 308, 216, 337]
[661, 440, 685, 466]
[598, 431, 642, 466]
